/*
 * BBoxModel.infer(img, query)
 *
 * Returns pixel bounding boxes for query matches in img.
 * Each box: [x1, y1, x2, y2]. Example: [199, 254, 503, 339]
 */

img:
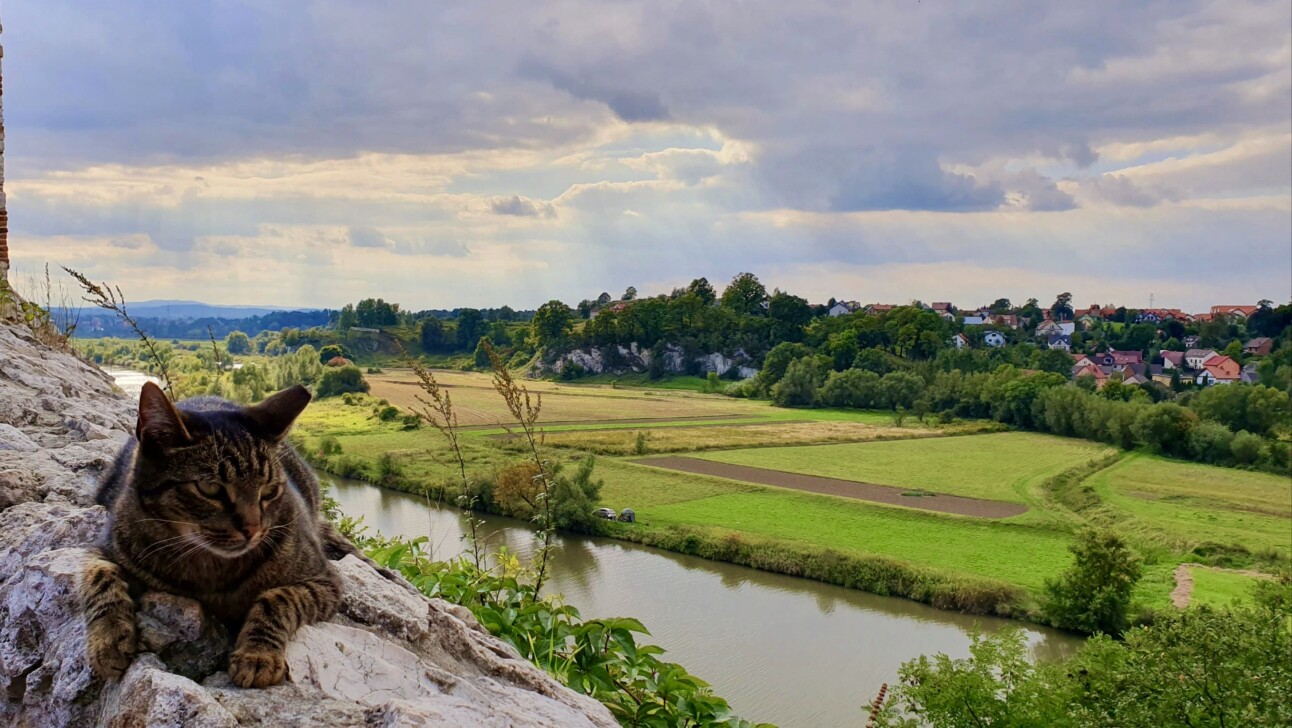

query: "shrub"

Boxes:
[375, 452, 402, 486]
[317, 435, 343, 456]
[1231, 430, 1264, 465]
[1042, 529, 1142, 636]
[634, 431, 648, 455]
[1187, 420, 1235, 464]
[771, 357, 820, 407]
[1131, 402, 1195, 457]
[376, 405, 400, 421]
[316, 365, 370, 398]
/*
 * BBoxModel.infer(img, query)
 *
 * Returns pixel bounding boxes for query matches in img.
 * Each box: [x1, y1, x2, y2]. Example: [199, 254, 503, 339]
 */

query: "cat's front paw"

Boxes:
[87, 615, 137, 679]
[229, 646, 287, 688]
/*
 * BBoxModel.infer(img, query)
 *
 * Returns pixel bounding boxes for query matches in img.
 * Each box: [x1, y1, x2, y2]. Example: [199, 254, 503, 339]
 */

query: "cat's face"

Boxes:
[133, 383, 311, 559]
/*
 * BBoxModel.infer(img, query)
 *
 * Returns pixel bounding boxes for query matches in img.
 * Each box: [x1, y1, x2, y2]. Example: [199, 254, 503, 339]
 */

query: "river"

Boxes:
[102, 366, 1081, 726]
[324, 474, 1081, 728]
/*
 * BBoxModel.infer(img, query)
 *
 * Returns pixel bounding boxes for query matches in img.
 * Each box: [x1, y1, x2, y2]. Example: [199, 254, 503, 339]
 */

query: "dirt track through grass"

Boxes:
[632, 456, 1028, 518]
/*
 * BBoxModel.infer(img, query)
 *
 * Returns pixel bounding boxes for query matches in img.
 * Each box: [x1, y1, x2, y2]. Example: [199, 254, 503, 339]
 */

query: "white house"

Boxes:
[1035, 320, 1064, 337]
[983, 331, 1006, 347]
[1184, 348, 1217, 370]
[950, 333, 970, 349]
[1047, 334, 1073, 351]
[1059, 322, 1075, 336]
[827, 301, 858, 317]
[962, 315, 986, 325]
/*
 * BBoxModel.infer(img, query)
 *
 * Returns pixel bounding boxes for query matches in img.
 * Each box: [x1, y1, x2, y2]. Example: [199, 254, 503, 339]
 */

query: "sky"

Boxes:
[4, 0, 1291, 312]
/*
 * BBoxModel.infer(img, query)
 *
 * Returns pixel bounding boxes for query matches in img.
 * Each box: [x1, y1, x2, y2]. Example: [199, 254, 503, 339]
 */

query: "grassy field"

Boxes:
[1088, 454, 1292, 557]
[689, 433, 1113, 506]
[1188, 568, 1270, 609]
[298, 370, 1290, 620]
[366, 369, 752, 427]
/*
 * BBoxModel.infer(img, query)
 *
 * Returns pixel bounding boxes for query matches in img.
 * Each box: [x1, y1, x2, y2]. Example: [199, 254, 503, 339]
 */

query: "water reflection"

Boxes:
[323, 473, 1083, 728]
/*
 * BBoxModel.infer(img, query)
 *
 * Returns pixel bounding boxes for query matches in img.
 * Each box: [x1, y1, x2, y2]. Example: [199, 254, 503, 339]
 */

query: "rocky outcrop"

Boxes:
[0, 321, 616, 727]
[543, 342, 758, 379]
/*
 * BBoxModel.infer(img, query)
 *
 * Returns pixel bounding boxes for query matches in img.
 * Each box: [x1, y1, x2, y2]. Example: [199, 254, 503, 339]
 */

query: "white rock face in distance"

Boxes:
[545, 342, 759, 379]
[0, 322, 616, 727]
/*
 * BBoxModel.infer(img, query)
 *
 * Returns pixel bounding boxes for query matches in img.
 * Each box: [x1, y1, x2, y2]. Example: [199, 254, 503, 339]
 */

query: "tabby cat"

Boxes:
[82, 382, 366, 688]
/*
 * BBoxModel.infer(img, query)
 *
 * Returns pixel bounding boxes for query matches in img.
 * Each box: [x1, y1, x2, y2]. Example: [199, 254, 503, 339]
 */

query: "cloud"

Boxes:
[3, 0, 1288, 309]
[488, 195, 556, 218]
[348, 226, 394, 248]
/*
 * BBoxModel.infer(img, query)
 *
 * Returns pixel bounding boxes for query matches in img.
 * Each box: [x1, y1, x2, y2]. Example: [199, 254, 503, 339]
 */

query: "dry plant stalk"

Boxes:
[397, 342, 487, 569]
[207, 325, 224, 372]
[63, 266, 175, 396]
[483, 339, 556, 596]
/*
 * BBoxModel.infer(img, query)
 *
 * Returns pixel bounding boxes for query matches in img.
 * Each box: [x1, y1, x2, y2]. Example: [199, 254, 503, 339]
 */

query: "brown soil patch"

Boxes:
[631, 456, 1028, 519]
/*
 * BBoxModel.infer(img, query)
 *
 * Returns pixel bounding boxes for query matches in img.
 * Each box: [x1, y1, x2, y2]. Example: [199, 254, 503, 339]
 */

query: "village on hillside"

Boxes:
[824, 299, 1277, 389]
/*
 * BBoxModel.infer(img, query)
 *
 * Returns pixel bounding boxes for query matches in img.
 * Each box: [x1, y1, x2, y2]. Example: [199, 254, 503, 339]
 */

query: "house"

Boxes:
[1077, 313, 1101, 329]
[1182, 335, 1201, 349]
[1036, 320, 1065, 337]
[1107, 350, 1144, 367]
[990, 314, 1021, 329]
[950, 333, 970, 349]
[1073, 354, 1096, 368]
[1072, 363, 1112, 387]
[1197, 355, 1241, 386]
[1161, 351, 1185, 370]
[1150, 365, 1175, 387]
[983, 331, 1007, 348]
[962, 315, 986, 325]
[1241, 362, 1261, 384]
[827, 301, 859, 317]
[590, 301, 632, 318]
[930, 302, 954, 314]
[1243, 337, 1273, 356]
[1210, 305, 1259, 319]
[1134, 308, 1189, 324]
[1122, 369, 1150, 386]
[1047, 333, 1072, 351]
[865, 303, 897, 315]
[1184, 348, 1218, 370]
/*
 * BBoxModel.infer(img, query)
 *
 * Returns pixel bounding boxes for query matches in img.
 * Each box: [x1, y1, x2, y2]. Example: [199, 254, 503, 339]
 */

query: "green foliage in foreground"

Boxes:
[327, 501, 764, 727]
[870, 576, 1292, 727]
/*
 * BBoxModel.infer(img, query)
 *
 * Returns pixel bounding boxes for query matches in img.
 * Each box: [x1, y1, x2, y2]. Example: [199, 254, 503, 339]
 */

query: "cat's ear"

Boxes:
[136, 382, 193, 452]
[246, 385, 311, 442]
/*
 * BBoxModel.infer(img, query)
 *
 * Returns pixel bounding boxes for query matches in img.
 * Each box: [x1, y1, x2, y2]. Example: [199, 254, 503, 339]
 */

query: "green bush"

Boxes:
[871, 577, 1292, 727]
[376, 405, 400, 421]
[1231, 430, 1264, 465]
[317, 365, 370, 398]
[1042, 529, 1142, 636]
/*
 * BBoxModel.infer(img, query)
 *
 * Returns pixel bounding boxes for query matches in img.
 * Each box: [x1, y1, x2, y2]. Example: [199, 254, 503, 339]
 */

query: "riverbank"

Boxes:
[323, 473, 1083, 727]
[294, 376, 1287, 623]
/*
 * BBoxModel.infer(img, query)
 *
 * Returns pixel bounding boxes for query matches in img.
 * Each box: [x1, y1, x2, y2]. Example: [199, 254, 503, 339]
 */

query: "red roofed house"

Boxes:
[1161, 351, 1186, 370]
[1073, 363, 1111, 387]
[1197, 354, 1241, 386]
[1244, 337, 1274, 356]
[1210, 305, 1259, 319]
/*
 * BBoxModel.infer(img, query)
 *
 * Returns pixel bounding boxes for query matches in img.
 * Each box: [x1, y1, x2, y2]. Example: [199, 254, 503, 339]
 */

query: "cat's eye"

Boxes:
[190, 481, 222, 499]
[260, 484, 282, 501]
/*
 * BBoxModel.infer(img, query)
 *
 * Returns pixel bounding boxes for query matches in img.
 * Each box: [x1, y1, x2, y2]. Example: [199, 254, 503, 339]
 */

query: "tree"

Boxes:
[720, 272, 768, 316]
[1050, 292, 1074, 321]
[473, 337, 493, 368]
[756, 342, 810, 390]
[878, 371, 925, 411]
[224, 330, 252, 355]
[989, 298, 1012, 314]
[456, 309, 485, 350]
[767, 291, 811, 342]
[335, 304, 357, 332]
[770, 357, 820, 407]
[1230, 430, 1264, 465]
[419, 317, 447, 352]
[622, 286, 638, 301]
[317, 343, 349, 363]
[1043, 529, 1141, 636]
[1131, 403, 1195, 457]
[316, 366, 370, 397]
[530, 300, 574, 349]
[596, 292, 612, 306]
[686, 277, 717, 305]
[820, 369, 881, 408]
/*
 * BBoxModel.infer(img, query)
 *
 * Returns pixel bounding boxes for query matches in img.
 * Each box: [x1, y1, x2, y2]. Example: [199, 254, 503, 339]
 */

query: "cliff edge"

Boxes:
[0, 321, 616, 727]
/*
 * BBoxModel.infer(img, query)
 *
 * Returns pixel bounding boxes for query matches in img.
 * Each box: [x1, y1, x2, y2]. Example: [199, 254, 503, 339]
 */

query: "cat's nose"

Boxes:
[240, 525, 262, 541]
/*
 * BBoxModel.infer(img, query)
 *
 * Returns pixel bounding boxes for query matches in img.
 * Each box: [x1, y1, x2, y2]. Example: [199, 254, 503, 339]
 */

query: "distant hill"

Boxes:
[126, 300, 320, 320]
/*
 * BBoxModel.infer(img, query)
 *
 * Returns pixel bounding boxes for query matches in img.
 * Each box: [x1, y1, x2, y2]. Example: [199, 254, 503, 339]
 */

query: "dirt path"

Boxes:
[484, 419, 811, 439]
[1170, 564, 1195, 608]
[1171, 564, 1274, 608]
[630, 456, 1028, 518]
